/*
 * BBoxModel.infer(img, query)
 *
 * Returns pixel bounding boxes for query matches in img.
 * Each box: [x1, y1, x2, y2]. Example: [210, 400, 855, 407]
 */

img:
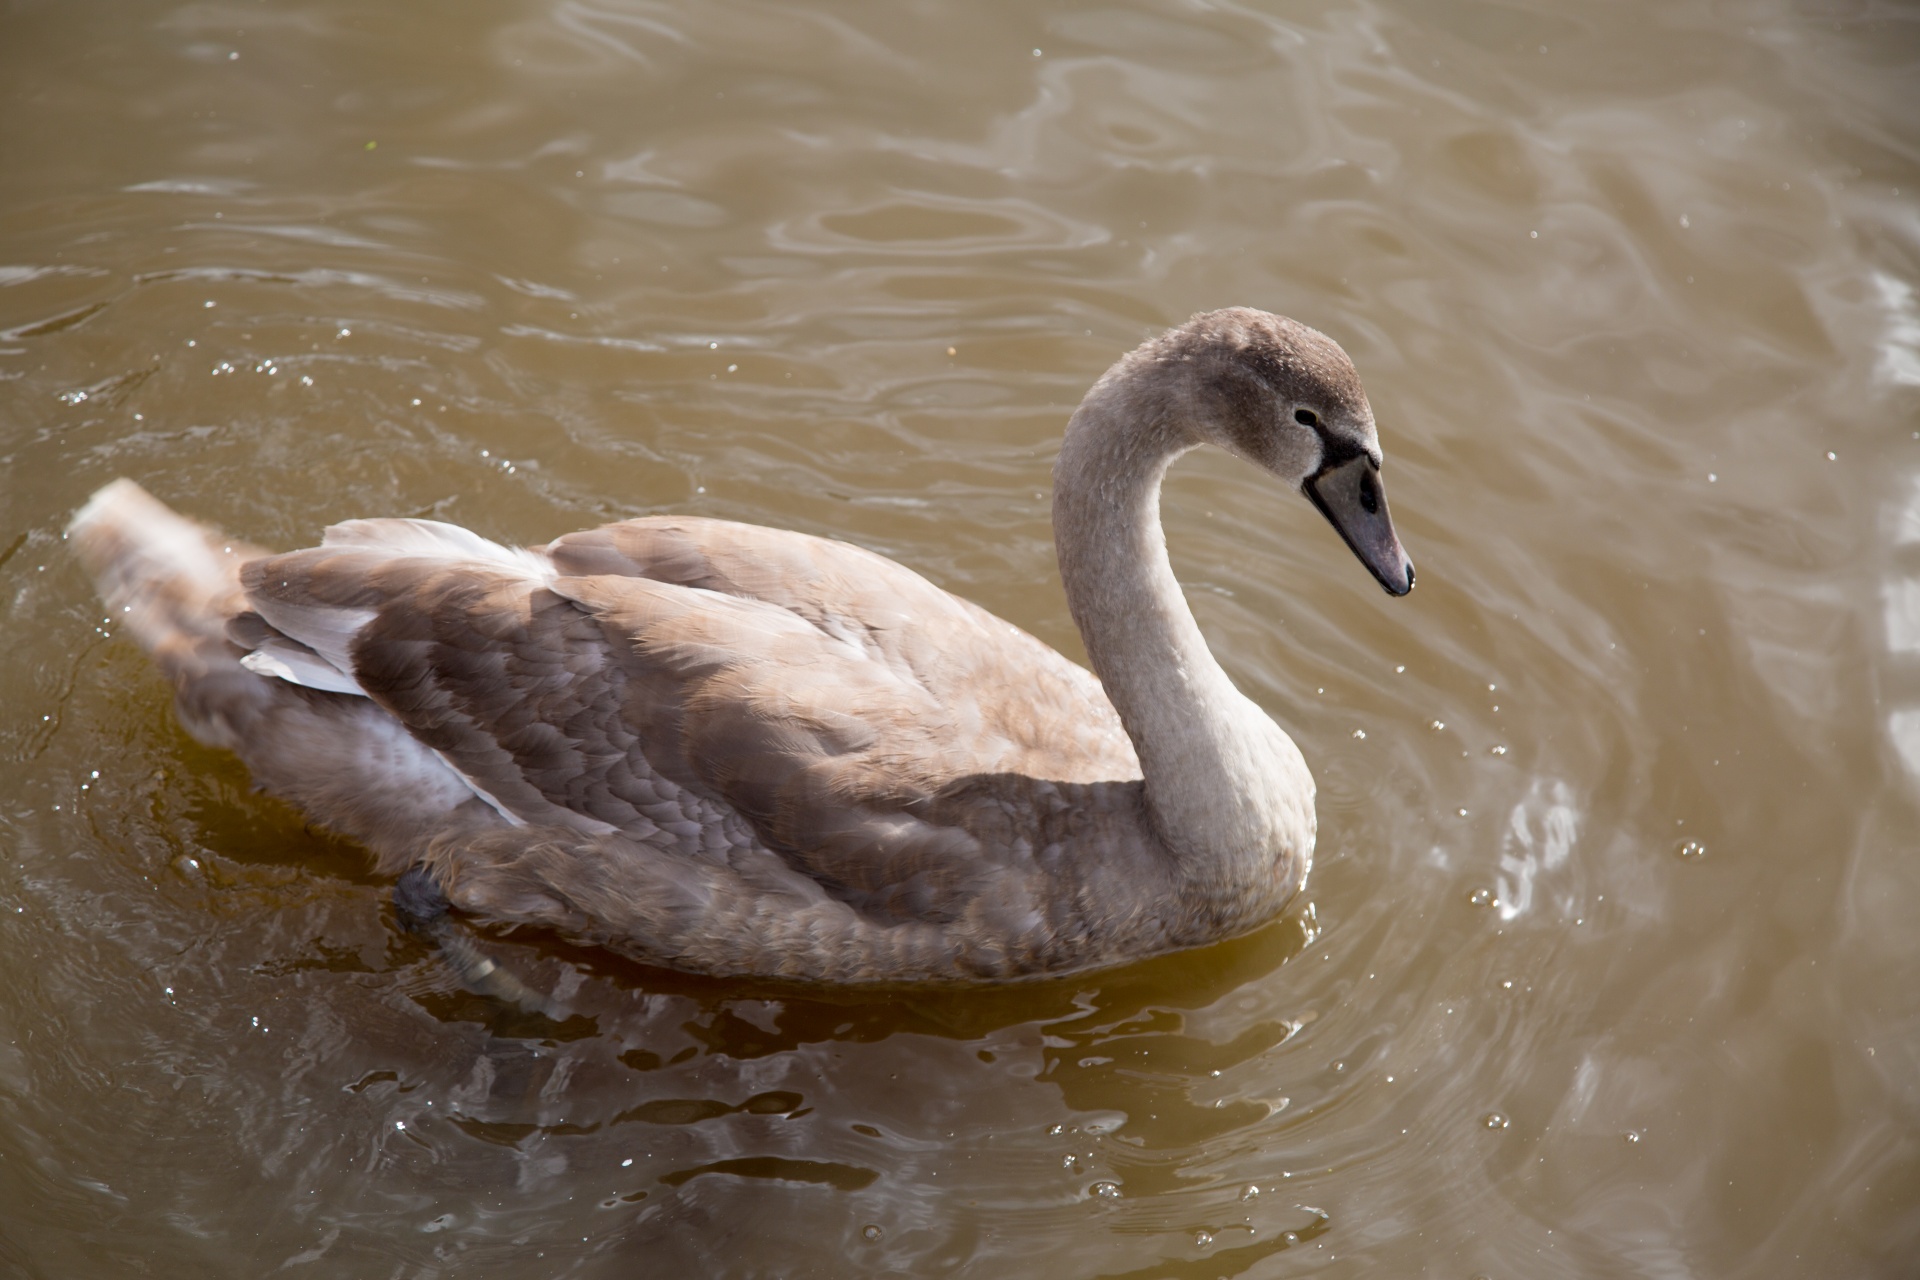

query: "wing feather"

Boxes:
[235, 514, 1145, 930]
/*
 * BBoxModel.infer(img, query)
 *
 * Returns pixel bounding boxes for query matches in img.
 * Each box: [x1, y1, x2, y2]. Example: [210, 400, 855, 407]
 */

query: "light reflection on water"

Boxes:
[1, 0, 1918, 1275]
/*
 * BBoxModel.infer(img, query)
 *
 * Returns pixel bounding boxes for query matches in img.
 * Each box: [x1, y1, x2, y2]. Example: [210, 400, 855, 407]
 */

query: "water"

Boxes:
[2, 0, 1917, 1275]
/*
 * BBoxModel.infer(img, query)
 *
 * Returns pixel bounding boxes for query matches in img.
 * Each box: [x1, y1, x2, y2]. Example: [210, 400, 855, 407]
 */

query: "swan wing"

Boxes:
[572, 561, 1158, 911]
[541, 517, 1139, 782]
[237, 517, 1142, 926]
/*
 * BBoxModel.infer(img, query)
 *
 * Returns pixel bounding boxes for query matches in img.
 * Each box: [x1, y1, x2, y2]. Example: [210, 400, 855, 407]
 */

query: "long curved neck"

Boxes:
[1052, 375, 1313, 914]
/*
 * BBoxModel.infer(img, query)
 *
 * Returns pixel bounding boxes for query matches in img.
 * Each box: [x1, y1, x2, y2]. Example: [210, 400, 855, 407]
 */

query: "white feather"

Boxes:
[243, 599, 378, 686]
[240, 638, 366, 695]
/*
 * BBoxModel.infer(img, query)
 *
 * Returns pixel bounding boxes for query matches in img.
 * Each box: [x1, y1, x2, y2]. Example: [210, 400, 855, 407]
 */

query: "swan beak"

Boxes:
[1304, 456, 1415, 597]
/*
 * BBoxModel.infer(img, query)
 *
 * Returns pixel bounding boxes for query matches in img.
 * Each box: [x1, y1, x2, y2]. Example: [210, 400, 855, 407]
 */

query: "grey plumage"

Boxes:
[68, 308, 1412, 983]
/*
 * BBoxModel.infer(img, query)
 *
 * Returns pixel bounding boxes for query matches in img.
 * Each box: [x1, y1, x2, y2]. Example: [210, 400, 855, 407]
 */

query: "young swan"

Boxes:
[70, 308, 1412, 987]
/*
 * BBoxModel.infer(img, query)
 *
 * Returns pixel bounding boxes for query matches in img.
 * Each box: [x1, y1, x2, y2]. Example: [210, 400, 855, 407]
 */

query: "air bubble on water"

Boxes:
[1490, 745, 1507, 755]
[621, 1157, 633, 1167]
[1091, 1181, 1121, 1199]
[1352, 729, 1366, 740]
[1241, 1183, 1259, 1200]
[1194, 1231, 1214, 1249]
[1484, 1112, 1510, 1130]
[1624, 1130, 1642, 1144]
[861, 1225, 884, 1242]
[1678, 840, 1706, 860]
[1431, 720, 1445, 730]
[1468, 887, 1495, 907]
[1282, 1231, 1301, 1245]
[1457, 807, 1470, 817]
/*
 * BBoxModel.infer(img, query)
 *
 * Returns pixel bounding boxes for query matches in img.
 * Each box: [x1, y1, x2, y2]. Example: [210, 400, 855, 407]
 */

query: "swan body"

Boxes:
[70, 308, 1412, 983]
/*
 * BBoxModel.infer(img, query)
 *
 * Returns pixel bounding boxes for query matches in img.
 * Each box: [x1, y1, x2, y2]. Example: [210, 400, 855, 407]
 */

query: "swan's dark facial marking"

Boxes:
[1290, 404, 1382, 475]
[1306, 424, 1370, 474]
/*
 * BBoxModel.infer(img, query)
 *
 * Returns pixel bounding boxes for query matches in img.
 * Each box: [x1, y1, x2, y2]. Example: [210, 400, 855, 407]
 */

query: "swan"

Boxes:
[69, 307, 1412, 986]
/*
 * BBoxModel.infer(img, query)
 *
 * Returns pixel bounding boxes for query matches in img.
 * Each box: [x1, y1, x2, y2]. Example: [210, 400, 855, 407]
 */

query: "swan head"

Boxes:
[1177, 308, 1416, 597]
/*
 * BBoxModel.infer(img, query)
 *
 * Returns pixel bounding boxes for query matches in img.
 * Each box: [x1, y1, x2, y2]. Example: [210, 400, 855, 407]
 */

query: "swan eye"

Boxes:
[1294, 408, 1319, 427]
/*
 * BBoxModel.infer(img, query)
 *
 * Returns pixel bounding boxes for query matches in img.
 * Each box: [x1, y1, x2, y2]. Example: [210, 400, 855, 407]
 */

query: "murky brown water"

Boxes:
[4, 0, 1919, 1275]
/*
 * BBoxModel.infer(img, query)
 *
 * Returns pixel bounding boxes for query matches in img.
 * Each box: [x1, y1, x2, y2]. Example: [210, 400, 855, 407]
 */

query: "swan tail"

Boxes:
[69, 480, 517, 872]
[67, 479, 274, 751]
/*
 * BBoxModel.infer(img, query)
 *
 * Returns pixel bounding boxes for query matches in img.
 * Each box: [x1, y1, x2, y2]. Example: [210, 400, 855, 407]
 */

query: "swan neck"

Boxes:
[1052, 380, 1312, 906]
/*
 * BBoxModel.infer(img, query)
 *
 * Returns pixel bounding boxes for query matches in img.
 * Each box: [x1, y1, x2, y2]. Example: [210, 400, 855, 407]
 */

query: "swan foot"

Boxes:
[394, 866, 558, 1018]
